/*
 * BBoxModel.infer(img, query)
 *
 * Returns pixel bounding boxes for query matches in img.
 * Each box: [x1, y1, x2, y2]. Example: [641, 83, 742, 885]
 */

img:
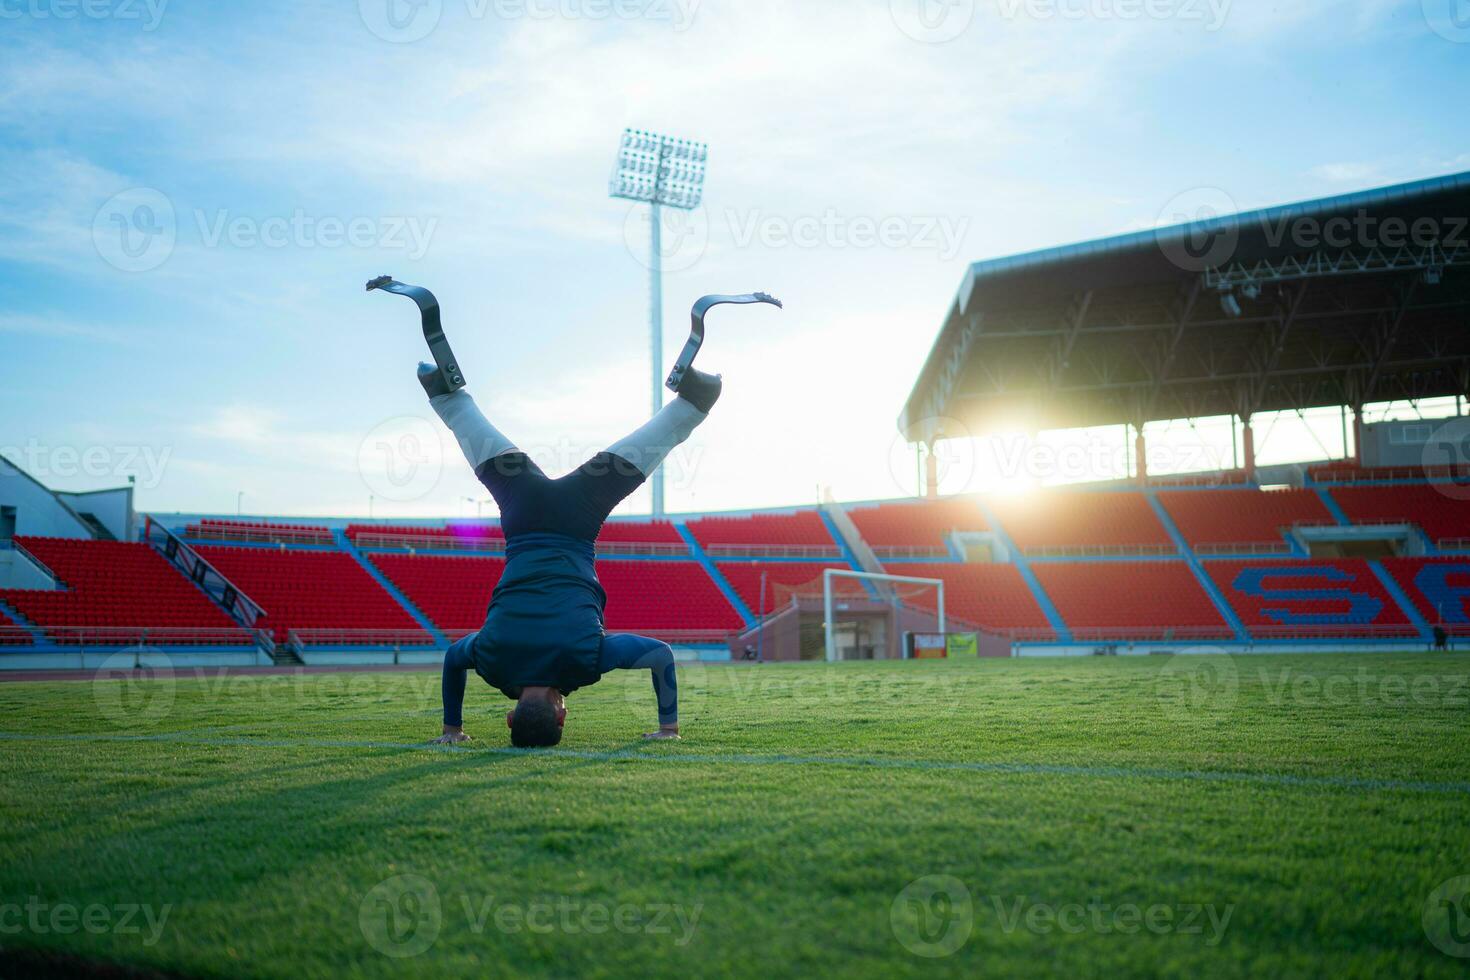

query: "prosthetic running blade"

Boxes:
[366, 275, 466, 393]
[666, 292, 783, 392]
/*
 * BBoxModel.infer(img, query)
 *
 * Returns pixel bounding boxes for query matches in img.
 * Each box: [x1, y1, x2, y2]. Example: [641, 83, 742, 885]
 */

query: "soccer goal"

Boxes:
[822, 569, 946, 662]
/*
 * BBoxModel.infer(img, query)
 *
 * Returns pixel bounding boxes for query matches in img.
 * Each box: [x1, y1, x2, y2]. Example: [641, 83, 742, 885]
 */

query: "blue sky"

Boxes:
[1, 0, 1467, 519]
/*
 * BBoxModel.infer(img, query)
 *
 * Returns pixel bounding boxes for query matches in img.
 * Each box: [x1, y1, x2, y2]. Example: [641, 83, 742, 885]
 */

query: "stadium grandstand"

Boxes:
[4, 172, 1470, 667]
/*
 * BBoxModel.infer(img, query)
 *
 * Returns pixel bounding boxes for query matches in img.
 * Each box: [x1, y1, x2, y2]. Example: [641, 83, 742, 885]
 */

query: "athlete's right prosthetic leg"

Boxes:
[603, 390, 710, 478]
[665, 292, 782, 392]
[604, 290, 783, 479]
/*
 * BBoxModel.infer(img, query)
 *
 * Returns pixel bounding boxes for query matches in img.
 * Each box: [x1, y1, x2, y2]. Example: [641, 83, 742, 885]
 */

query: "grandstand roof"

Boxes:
[901, 171, 1470, 443]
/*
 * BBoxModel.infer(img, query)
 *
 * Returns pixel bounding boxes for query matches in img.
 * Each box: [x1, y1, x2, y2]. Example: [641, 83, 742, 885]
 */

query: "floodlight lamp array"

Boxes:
[609, 128, 708, 210]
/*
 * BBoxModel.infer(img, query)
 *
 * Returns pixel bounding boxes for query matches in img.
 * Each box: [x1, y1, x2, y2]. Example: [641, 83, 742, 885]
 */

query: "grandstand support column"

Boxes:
[1133, 425, 1148, 486]
[924, 445, 939, 499]
[1350, 403, 1365, 465]
[1241, 414, 1256, 483]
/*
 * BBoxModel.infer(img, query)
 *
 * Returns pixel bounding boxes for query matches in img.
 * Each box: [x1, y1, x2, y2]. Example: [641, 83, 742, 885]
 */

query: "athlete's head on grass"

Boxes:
[507, 687, 566, 747]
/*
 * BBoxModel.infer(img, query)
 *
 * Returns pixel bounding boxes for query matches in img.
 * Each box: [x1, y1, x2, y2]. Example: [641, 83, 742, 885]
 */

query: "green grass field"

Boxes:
[2, 652, 1469, 978]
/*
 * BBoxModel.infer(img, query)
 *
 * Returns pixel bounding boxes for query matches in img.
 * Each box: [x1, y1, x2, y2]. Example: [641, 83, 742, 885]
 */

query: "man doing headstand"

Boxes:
[426, 356, 723, 748]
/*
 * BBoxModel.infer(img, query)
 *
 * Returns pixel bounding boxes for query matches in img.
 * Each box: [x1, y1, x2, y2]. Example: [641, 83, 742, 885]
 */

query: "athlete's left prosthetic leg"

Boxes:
[426, 379, 519, 472]
[370, 276, 524, 738]
[367, 276, 464, 395]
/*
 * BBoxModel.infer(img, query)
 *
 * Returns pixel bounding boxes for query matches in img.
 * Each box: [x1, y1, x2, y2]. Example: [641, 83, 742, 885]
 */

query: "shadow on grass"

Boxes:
[18, 737, 651, 890]
[0, 945, 201, 979]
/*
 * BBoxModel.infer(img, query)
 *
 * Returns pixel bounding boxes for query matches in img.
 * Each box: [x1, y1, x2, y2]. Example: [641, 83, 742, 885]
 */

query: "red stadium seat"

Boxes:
[884, 563, 1054, 639]
[18, 479, 1470, 651]
[350, 520, 683, 553]
[1206, 559, 1416, 638]
[1032, 562, 1231, 640]
[990, 491, 1173, 555]
[352, 524, 677, 544]
[1, 537, 244, 645]
[1309, 461, 1362, 481]
[186, 519, 334, 545]
[716, 562, 866, 617]
[596, 520, 685, 544]
[1381, 557, 1470, 634]
[597, 561, 744, 634]
[846, 498, 988, 552]
[196, 545, 424, 644]
[371, 553, 742, 639]
[686, 511, 838, 555]
[369, 553, 505, 636]
[1328, 485, 1470, 545]
[1158, 488, 1334, 551]
[346, 524, 505, 546]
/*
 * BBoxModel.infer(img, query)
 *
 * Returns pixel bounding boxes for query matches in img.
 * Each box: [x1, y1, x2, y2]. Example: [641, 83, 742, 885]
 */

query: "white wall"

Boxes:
[0, 458, 93, 540]
[1359, 418, 1455, 469]
[0, 549, 54, 589]
[56, 486, 135, 541]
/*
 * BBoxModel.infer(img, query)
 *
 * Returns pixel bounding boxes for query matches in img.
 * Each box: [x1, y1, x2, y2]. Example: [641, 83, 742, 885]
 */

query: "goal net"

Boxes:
[821, 569, 946, 662]
[732, 567, 970, 662]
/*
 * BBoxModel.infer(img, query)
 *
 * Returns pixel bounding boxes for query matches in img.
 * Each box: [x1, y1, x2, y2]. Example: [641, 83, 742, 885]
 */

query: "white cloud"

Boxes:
[0, 149, 128, 273]
[191, 405, 366, 476]
[1310, 162, 1383, 184]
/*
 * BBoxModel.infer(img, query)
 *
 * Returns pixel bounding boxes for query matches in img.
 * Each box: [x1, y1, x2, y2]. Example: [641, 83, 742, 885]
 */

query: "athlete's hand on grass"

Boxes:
[641, 727, 681, 741]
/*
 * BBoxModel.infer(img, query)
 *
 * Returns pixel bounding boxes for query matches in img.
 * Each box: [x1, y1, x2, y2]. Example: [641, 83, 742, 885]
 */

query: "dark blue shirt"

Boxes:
[469, 452, 644, 698]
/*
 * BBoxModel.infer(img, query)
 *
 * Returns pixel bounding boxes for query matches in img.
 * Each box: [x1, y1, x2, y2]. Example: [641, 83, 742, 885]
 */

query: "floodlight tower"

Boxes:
[609, 128, 709, 516]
